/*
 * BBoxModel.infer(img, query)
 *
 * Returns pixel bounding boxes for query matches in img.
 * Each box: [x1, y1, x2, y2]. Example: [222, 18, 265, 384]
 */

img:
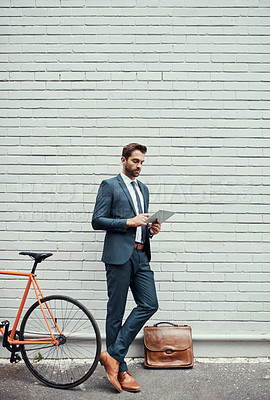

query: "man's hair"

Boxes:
[122, 143, 147, 160]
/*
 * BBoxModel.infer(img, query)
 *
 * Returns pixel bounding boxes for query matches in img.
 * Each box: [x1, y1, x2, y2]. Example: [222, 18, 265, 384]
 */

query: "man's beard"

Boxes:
[124, 165, 140, 178]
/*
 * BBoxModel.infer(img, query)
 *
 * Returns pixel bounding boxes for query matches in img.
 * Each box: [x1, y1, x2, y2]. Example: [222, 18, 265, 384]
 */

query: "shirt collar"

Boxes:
[121, 172, 138, 186]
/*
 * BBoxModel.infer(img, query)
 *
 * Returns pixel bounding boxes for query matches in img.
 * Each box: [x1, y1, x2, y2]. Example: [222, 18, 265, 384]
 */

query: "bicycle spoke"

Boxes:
[20, 295, 101, 389]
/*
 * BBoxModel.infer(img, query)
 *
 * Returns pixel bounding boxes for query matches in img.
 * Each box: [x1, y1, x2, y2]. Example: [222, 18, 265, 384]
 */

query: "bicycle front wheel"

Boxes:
[20, 295, 101, 389]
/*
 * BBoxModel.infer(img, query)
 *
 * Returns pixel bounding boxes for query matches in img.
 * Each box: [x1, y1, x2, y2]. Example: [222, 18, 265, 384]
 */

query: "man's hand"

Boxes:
[149, 219, 161, 236]
[127, 213, 151, 228]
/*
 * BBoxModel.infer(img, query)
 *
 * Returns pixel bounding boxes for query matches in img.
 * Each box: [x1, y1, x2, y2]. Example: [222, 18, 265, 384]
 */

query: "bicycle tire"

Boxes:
[20, 295, 101, 389]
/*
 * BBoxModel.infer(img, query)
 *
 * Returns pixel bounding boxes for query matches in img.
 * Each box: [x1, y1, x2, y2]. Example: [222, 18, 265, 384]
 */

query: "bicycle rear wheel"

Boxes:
[20, 295, 101, 389]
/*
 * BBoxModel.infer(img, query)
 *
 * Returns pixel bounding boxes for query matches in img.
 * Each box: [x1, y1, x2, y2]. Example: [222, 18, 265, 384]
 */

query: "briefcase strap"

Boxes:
[153, 321, 177, 327]
[154, 321, 190, 327]
[154, 321, 188, 326]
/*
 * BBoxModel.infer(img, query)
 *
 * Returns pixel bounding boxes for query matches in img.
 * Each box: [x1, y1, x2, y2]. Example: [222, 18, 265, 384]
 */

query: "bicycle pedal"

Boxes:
[10, 353, 21, 364]
[0, 320, 9, 329]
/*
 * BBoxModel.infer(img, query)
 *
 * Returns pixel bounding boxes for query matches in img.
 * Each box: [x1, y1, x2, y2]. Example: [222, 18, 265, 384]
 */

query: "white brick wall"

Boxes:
[0, 1, 270, 345]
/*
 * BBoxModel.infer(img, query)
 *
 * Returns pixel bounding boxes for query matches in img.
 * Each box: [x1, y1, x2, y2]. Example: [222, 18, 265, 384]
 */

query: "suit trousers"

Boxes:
[105, 247, 159, 372]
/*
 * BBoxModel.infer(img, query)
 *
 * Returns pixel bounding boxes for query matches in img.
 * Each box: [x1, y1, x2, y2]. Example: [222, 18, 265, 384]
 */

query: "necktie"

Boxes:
[131, 181, 146, 243]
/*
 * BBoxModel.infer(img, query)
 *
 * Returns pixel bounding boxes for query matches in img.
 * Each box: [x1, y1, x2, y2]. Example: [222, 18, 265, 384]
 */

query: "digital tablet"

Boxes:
[145, 210, 175, 224]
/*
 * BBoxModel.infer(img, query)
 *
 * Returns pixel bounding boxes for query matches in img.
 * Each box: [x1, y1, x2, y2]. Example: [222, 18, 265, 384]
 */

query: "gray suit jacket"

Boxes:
[91, 173, 151, 265]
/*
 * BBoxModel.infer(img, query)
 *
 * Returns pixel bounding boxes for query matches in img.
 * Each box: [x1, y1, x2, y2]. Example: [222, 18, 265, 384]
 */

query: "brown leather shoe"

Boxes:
[118, 370, 140, 392]
[100, 351, 121, 392]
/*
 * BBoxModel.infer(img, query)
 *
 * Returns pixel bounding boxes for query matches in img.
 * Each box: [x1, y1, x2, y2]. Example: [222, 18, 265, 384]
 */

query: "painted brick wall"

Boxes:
[0, 1, 269, 340]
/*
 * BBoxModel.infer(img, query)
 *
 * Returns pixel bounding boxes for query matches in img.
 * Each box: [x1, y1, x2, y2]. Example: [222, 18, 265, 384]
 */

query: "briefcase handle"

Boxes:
[154, 321, 184, 327]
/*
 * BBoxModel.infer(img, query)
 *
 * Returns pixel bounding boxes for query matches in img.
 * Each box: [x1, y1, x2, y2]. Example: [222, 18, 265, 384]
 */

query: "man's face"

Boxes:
[121, 150, 145, 180]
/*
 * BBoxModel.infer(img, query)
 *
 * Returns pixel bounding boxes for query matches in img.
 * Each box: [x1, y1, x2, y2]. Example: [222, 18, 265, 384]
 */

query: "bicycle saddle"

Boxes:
[19, 252, 53, 263]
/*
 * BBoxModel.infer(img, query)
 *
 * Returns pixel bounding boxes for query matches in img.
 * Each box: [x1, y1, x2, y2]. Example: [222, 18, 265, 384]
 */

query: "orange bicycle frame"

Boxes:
[0, 270, 61, 346]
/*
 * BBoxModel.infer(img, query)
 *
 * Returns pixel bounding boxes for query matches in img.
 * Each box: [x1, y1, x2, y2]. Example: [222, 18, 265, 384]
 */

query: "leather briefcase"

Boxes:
[144, 322, 194, 368]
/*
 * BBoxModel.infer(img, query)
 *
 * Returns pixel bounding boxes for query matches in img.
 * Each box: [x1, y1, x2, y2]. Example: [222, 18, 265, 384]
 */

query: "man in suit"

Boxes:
[92, 143, 161, 393]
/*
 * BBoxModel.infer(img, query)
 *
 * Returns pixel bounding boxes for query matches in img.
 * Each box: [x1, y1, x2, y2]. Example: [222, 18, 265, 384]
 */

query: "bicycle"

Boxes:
[0, 252, 101, 389]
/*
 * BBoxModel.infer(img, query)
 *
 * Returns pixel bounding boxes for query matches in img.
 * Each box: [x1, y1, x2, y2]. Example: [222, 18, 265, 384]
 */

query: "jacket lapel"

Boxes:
[117, 174, 137, 215]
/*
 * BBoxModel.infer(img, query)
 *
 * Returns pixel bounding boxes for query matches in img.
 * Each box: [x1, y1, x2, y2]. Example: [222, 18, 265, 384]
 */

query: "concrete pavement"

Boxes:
[0, 358, 269, 400]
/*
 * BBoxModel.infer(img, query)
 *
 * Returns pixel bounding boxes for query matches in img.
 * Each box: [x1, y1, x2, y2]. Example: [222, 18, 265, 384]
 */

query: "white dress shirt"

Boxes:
[121, 172, 145, 243]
